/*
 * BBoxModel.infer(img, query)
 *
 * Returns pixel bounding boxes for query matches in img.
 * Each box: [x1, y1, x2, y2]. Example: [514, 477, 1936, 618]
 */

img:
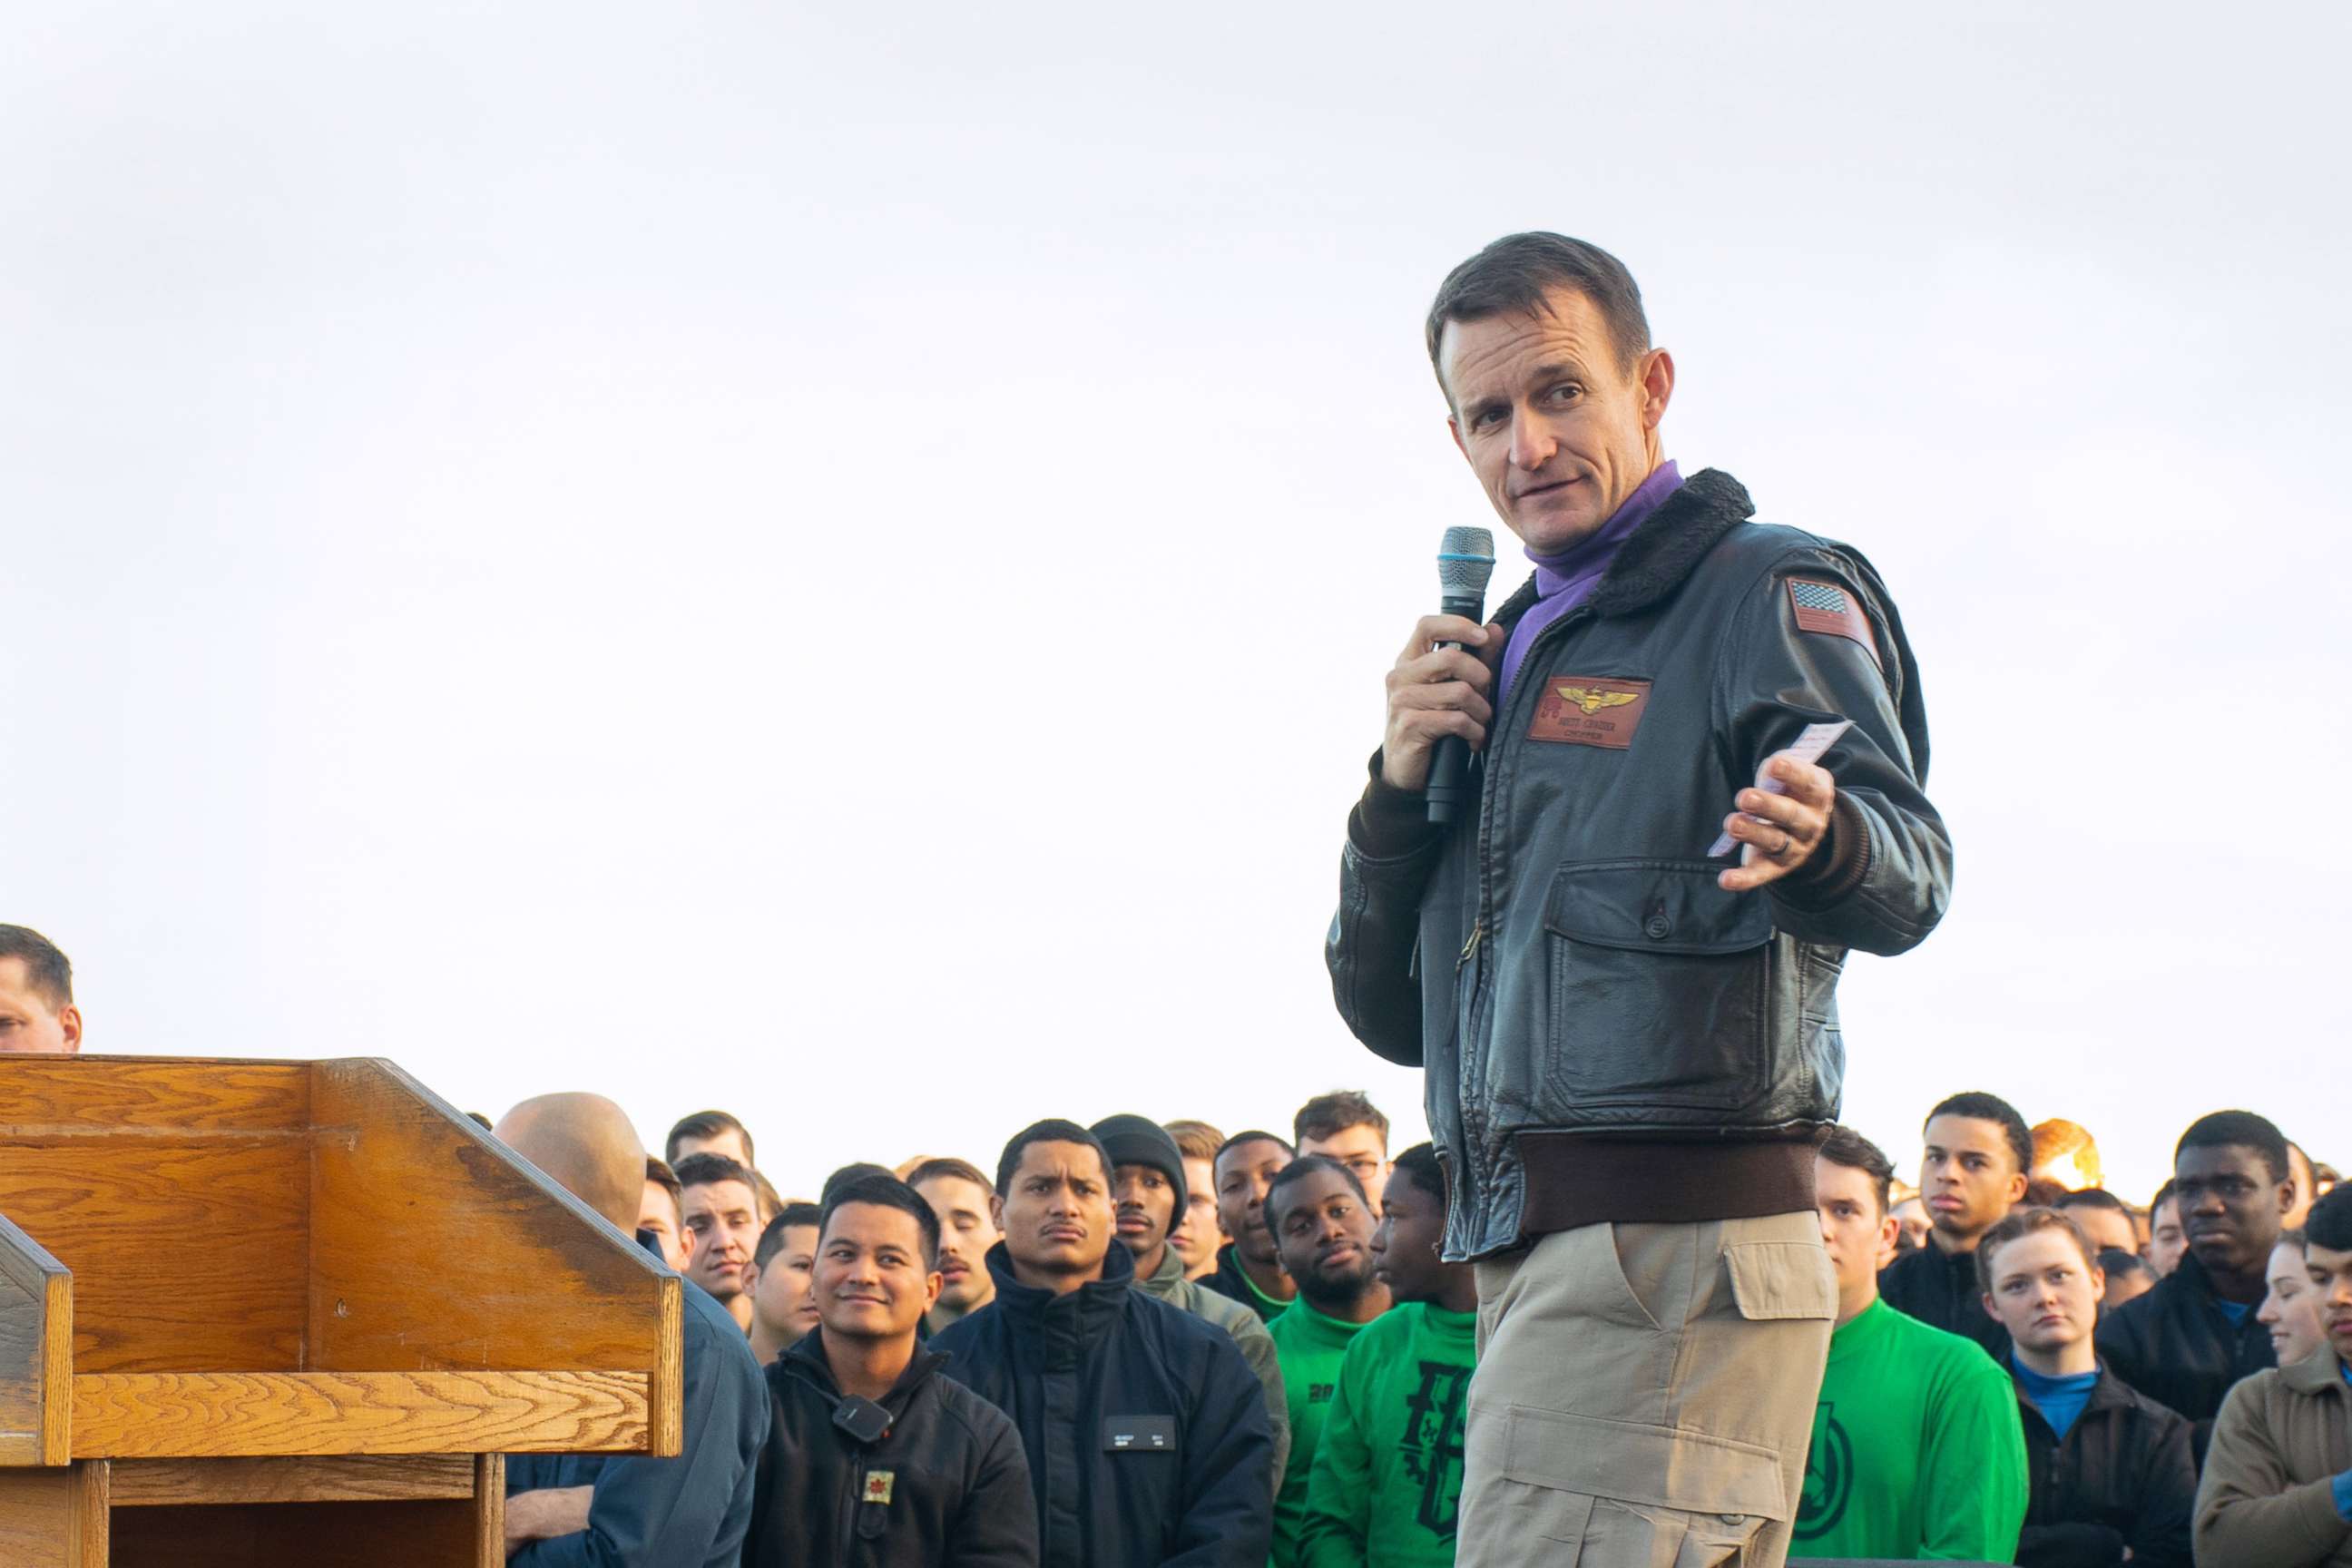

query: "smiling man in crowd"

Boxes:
[2194, 1183, 2352, 1566]
[1880, 1091, 2033, 1357]
[2100, 1112, 2296, 1437]
[1978, 1208, 2195, 1567]
[746, 1174, 1036, 1568]
[1298, 1142, 1477, 1568]
[934, 1120, 1273, 1567]
[1263, 1155, 1393, 1568]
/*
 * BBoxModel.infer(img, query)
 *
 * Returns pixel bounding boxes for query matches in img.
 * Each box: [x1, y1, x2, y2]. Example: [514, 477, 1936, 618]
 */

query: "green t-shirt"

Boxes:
[1298, 1301, 1476, 1568]
[1795, 1297, 2028, 1561]
[1268, 1299, 1379, 1568]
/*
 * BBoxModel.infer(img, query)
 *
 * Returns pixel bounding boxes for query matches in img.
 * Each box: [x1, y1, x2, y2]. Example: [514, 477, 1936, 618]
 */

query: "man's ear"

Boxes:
[989, 1193, 1004, 1230]
[924, 1268, 943, 1311]
[2004, 1169, 2031, 1206]
[2277, 1180, 2298, 1219]
[1637, 347, 1675, 430]
[1877, 1213, 1901, 1257]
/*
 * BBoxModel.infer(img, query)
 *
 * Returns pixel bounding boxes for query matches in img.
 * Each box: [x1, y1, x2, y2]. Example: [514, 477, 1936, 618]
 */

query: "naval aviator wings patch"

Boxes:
[1527, 677, 1651, 749]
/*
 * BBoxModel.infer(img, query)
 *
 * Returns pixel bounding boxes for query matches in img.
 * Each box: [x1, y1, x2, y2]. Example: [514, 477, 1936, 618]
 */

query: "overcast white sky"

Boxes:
[6, 5, 2346, 1204]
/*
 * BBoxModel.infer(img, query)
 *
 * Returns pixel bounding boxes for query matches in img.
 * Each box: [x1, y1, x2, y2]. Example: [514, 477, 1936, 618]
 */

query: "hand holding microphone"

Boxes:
[1379, 526, 1502, 823]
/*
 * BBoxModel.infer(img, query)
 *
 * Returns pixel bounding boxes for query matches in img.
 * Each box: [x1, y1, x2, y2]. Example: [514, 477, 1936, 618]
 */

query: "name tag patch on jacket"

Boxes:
[1103, 1415, 1177, 1454]
[1786, 579, 1880, 667]
[1527, 678, 1651, 749]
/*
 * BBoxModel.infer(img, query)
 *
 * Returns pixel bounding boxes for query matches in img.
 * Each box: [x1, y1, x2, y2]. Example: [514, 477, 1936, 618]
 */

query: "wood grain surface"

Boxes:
[0, 1133, 308, 1374]
[308, 1060, 672, 1386]
[0, 1059, 309, 1134]
[0, 1212, 74, 1465]
[74, 1369, 648, 1458]
[108, 1453, 477, 1505]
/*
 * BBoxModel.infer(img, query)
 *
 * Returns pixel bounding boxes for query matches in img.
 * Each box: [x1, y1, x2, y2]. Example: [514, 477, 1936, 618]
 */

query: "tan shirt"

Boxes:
[2194, 1348, 2352, 1566]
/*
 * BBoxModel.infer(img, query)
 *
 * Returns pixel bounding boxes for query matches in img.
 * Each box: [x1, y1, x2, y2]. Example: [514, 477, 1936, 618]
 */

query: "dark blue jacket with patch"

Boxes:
[932, 1240, 1274, 1568]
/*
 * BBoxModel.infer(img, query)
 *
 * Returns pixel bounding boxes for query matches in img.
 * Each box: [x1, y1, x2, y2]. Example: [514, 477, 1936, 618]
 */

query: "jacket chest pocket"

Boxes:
[1543, 860, 1776, 1112]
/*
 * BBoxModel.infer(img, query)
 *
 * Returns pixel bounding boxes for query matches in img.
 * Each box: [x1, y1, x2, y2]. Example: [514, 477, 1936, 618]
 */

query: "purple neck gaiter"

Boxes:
[1497, 460, 1682, 711]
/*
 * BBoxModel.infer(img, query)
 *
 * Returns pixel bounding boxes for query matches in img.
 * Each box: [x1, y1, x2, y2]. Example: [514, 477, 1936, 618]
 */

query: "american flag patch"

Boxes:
[1786, 578, 1880, 668]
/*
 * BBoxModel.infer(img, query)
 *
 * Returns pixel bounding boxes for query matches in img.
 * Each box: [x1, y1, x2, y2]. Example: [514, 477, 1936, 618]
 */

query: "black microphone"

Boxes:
[1426, 525, 1495, 826]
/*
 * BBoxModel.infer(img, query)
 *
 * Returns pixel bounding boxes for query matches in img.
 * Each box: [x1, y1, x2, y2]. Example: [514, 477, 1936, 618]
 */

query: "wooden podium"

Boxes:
[0, 1055, 683, 1566]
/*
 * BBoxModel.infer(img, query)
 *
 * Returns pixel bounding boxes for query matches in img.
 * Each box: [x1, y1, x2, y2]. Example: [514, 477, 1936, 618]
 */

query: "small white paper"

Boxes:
[1708, 720, 1852, 858]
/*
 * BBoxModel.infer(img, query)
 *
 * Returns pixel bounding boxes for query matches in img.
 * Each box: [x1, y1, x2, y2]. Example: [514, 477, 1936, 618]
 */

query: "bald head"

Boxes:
[495, 1093, 645, 1232]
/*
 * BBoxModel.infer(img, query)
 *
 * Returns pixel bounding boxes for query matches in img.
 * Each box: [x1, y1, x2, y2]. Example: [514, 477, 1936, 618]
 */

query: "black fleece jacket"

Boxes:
[2095, 1250, 2276, 1452]
[1878, 1239, 2009, 1359]
[933, 1240, 1274, 1568]
[747, 1331, 1037, 1568]
[2013, 1363, 2196, 1568]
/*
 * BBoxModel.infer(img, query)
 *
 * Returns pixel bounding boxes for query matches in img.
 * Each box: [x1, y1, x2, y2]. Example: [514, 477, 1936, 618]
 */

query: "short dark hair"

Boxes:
[1214, 1130, 1296, 1172]
[2176, 1111, 2290, 1184]
[1163, 1121, 1226, 1164]
[1263, 1153, 1367, 1231]
[821, 1162, 897, 1204]
[753, 1202, 824, 1268]
[1926, 1092, 2034, 1175]
[0, 926, 73, 1010]
[2054, 1188, 2128, 1215]
[1390, 1142, 1446, 1204]
[671, 1152, 756, 1194]
[2151, 1178, 2177, 1214]
[2099, 1248, 2151, 1282]
[995, 1120, 1111, 1198]
[905, 1156, 994, 1199]
[1425, 232, 1651, 396]
[666, 1110, 755, 1168]
[819, 1176, 941, 1269]
[1975, 1205, 2096, 1295]
[1818, 1125, 1896, 1215]
[1293, 1091, 1390, 1149]
[2308, 1185, 2352, 1252]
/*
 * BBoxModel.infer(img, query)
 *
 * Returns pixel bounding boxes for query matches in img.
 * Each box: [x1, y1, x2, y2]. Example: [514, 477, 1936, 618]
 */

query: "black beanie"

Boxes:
[1090, 1114, 1188, 1219]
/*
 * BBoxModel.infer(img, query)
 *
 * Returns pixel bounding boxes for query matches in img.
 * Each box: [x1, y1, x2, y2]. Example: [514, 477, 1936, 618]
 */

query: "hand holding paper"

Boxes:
[1711, 719, 1849, 891]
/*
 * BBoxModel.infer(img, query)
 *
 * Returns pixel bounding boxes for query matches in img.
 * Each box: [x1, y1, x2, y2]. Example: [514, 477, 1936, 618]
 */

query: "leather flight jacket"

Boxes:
[1326, 470, 1952, 1260]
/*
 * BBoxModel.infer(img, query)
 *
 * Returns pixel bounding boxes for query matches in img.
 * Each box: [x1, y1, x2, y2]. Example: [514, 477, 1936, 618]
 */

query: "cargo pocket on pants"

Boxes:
[1722, 1235, 1837, 1323]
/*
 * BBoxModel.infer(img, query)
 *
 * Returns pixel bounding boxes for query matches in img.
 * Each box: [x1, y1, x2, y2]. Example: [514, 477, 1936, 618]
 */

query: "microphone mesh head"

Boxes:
[1437, 525, 1495, 594]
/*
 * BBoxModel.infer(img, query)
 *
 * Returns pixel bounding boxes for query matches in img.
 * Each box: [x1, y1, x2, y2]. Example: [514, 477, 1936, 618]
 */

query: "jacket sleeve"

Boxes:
[514, 1322, 770, 1568]
[1228, 1310, 1292, 1494]
[1718, 548, 1952, 956]
[2122, 1406, 2198, 1568]
[1294, 1346, 1373, 1568]
[1164, 1331, 1277, 1568]
[949, 1411, 1042, 1568]
[1917, 1358, 2027, 1561]
[1325, 755, 1448, 1067]
[2193, 1379, 2352, 1568]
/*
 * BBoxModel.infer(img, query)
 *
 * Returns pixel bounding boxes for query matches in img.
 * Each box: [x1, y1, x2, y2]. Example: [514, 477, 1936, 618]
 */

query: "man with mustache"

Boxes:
[1263, 1156, 1392, 1568]
[2194, 1183, 2352, 1565]
[1093, 1114, 1291, 1491]
[934, 1120, 1274, 1568]
[907, 1157, 1002, 1334]
[2100, 1112, 2297, 1442]
[746, 1174, 1036, 1567]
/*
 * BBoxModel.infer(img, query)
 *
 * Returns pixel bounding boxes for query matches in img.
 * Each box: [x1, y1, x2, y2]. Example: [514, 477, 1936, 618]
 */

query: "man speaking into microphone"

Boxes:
[1326, 232, 1952, 1568]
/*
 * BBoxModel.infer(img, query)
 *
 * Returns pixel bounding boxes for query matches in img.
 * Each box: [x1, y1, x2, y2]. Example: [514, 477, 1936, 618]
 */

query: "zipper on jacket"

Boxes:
[1457, 921, 1482, 967]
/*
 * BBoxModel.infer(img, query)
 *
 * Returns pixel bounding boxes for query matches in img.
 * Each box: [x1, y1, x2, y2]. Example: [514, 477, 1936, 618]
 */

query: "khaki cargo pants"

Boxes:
[1456, 1211, 1835, 1568]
